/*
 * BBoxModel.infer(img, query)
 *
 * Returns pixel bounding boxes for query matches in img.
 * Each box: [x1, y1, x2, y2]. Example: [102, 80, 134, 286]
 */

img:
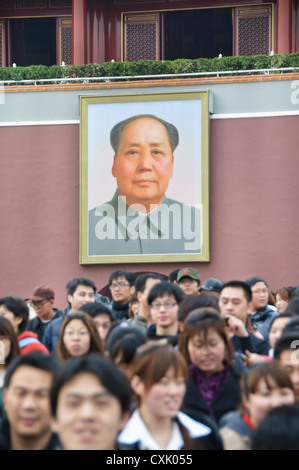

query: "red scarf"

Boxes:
[243, 413, 256, 429]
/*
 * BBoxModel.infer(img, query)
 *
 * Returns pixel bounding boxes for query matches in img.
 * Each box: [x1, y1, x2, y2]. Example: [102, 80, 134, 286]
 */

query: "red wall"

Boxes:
[0, 113, 298, 308]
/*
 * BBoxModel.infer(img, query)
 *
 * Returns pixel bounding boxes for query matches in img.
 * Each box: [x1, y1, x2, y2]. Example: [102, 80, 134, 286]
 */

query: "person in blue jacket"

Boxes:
[42, 278, 97, 353]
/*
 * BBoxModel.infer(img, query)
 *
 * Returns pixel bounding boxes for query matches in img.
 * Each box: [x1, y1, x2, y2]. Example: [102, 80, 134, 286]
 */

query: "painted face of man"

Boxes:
[112, 117, 174, 213]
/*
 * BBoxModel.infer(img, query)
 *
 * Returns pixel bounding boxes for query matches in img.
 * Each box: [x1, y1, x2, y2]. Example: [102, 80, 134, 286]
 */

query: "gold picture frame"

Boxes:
[79, 90, 210, 264]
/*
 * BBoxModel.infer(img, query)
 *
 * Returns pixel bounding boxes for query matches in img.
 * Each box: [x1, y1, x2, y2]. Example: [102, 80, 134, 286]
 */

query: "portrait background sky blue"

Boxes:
[87, 98, 202, 210]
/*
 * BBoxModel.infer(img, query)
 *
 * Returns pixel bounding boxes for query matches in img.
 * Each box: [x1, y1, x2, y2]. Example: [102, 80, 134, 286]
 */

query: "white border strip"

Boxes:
[0, 110, 299, 127]
[0, 120, 80, 127]
[211, 110, 299, 119]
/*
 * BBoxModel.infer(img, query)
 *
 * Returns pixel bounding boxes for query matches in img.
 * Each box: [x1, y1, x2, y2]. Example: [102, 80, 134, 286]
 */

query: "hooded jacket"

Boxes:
[249, 305, 278, 341]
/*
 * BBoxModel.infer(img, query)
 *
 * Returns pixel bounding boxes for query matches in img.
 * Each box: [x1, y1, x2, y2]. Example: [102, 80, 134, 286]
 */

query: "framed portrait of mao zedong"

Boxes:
[79, 90, 210, 264]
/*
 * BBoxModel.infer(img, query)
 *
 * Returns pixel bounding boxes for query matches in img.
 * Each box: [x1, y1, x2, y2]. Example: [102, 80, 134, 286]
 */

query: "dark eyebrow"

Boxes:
[125, 142, 167, 148]
[64, 392, 112, 400]
[13, 386, 50, 393]
[221, 296, 241, 301]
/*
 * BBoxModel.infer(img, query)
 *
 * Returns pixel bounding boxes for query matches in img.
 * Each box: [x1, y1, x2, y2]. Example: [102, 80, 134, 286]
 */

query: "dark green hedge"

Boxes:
[1, 53, 299, 84]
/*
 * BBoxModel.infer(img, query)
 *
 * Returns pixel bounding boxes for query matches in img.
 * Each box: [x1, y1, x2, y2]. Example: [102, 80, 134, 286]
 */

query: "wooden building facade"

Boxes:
[0, 0, 298, 67]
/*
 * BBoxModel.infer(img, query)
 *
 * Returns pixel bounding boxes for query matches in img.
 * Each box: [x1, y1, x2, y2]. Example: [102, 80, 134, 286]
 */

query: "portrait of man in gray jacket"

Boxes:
[88, 114, 202, 256]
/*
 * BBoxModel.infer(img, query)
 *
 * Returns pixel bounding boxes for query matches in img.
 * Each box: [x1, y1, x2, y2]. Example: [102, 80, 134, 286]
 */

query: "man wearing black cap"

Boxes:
[200, 278, 224, 298]
[26, 286, 61, 342]
[177, 267, 201, 296]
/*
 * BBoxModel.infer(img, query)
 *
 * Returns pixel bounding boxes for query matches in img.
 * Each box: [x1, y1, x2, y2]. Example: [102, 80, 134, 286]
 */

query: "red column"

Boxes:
[276, 0, 292, 53]
[72, 0, 87, 65]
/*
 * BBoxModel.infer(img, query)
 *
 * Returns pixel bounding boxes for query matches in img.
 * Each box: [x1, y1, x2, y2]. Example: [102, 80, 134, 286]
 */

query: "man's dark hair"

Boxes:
[147, 281, 184, 306]
[0, 296, 29, 333]
[50, 354, 131, 417]
[220, 280, 252, 303]
[110, 114, 179, 154]
[105, 324, 147, 365]
[79, 302, 114, 321]
[168, 268, 181, 283]
[66, 278, 97, 296]
[134, 272, 165, 294]
[285, 298, 299, 316]
[274, 333, 299, 360]
[4, 352, 60, 389]
[251, 404, 299, 450]
[279, 316, 299, 336]
[290, 285, 299, 300]
[109, 270, 135, 287]
[178, 294, 220, 322]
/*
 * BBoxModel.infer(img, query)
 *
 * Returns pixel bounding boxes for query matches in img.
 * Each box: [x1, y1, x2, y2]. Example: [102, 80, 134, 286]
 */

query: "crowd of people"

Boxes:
[0, 267, 299, 451]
